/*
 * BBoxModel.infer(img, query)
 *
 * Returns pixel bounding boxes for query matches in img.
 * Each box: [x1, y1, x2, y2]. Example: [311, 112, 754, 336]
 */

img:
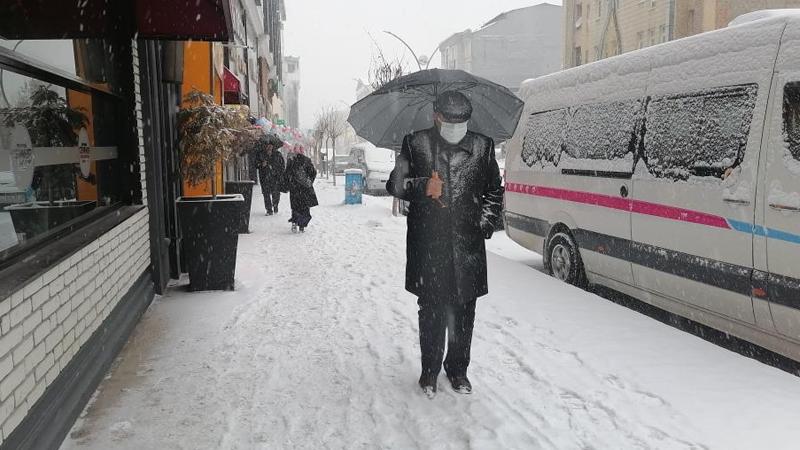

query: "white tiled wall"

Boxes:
[0, 210, 151, 442]
[0, 39, 153, 444]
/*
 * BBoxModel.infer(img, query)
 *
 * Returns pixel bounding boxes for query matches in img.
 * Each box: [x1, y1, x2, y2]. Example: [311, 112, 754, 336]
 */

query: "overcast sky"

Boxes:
[284, 0, 562, 129]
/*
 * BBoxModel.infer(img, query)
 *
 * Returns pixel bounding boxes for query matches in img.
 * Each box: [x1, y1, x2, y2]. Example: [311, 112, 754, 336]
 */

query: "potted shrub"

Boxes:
[223, 104, 258, 234]
[176, 90, 255, 291]
[2, 86, 96, 240]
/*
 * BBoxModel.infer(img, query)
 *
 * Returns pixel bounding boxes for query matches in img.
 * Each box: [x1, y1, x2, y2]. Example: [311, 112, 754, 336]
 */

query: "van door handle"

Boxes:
[620, 186, 629, 198]
[770, 203, 800, 212]
[723, 198, 751, 205]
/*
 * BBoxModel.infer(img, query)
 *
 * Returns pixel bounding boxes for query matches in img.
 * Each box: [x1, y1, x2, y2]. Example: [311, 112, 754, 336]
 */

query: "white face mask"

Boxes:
[439, 121, 468, 144]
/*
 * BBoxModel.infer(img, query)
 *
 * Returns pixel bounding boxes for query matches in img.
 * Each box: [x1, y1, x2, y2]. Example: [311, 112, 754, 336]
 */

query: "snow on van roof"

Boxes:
[518, 12, 787, 106]
[729, 9, 800, 27]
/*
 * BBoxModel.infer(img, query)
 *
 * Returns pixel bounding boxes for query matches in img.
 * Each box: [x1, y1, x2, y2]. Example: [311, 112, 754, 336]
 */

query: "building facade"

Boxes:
[0, 1, 271, 448]
[282, 56, 301, 128]
[563, 0, 800, 69]
[438, 3, 563, 92]
[263, 0, 287, 122]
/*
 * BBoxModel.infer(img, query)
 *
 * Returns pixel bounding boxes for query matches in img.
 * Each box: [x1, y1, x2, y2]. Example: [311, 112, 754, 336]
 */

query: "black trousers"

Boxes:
[290, 207, 312, 227]
[418, 296, 477, 378]
[262, 185, 281, 212]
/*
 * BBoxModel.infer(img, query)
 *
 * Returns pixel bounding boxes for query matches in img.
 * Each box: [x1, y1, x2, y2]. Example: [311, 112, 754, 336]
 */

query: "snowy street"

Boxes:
[63, 178, 800, 450]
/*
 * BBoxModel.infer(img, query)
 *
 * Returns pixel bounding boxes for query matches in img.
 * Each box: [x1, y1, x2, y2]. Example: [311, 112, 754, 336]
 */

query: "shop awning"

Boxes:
[0, 0, 233, 41]
[223, 67, 246, 105]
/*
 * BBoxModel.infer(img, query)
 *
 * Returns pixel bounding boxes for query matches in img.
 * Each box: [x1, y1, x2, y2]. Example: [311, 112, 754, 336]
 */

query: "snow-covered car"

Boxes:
[347, 142, 395, 194]
[504, 10, 800, 362]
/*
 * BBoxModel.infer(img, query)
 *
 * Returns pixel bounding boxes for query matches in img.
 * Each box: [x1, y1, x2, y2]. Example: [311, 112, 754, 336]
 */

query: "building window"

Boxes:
[597, 0, 603, 18]
[648, 28, 656, 45]
[575, 3, 583, 20]
[637, 31, 645, 49]
[688, 9, 696, 35]
[659, 24, 667, 43]
[574, 47, 583, 66]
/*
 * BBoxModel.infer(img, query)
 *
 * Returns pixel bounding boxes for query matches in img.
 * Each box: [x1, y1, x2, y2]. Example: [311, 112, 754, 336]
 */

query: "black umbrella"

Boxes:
[348, 69, 524, 150]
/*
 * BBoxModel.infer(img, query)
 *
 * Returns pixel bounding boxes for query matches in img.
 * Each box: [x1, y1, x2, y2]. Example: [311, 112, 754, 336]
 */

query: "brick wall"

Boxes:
[0, 39, 152, 445]
[0, 210, 151, 442]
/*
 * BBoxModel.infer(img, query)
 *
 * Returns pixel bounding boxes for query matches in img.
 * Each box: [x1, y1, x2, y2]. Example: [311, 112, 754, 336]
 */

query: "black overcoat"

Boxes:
[284, 153, 319, 210]
[387, 127, 503, 303]
[256, 150, 285, 189]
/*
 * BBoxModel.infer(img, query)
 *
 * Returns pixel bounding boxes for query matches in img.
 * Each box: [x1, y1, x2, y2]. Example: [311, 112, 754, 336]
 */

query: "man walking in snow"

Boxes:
[386, 91, 503, 398]
[255, 134, 285, 215]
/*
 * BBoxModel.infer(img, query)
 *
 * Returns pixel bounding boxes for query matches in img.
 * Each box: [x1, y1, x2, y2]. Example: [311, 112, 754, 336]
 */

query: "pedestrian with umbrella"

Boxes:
[254, 133, 285, 216]
[282, 144, 318, 233]
[348, 69, 523, 399]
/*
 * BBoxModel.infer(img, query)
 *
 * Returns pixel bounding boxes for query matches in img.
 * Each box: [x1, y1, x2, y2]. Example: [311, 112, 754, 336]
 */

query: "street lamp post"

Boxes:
[382, 31, 439, 71]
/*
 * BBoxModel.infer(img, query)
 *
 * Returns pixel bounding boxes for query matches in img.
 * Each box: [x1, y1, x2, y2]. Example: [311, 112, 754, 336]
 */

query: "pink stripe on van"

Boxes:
[506, 182, 731, 229]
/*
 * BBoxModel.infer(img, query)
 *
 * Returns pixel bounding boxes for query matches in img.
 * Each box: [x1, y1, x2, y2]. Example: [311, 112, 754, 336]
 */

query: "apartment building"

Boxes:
[563, 0, 800, 69]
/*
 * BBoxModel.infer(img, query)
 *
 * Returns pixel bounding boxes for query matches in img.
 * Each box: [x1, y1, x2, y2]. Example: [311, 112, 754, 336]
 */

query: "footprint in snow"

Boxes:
[109, 421, 134, 440]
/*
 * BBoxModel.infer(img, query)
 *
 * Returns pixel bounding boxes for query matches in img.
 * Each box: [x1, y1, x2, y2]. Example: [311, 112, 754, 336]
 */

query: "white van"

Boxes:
[504, 10, 800, 361]
[348, 142, 395, 194]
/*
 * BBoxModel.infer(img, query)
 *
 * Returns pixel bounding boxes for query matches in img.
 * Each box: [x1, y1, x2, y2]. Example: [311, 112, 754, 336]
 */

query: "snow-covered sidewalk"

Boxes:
[63, 179, 800, 450]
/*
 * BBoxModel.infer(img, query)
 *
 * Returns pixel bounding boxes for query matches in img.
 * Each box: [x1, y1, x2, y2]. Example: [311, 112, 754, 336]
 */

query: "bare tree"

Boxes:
[312, 113, 328, 176]
[370, 55, 405, 90]
[367, 32, 405, 90]
[313, 110, 332, 178]
[324, 107, 349, 186]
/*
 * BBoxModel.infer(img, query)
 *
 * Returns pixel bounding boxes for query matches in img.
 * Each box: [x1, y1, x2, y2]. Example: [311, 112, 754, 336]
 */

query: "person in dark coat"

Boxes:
[282, 144, 318, 232]
[254, 134, 285, 215]
[386, 91, 503, 398]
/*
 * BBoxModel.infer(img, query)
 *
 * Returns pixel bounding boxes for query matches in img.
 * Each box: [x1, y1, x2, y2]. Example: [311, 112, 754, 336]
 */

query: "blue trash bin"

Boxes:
[345, 169, 364, 204]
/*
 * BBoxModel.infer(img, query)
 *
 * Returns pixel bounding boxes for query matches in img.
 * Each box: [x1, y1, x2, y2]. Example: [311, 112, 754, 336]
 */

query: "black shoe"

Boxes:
[419, 374, 437, 399]
[287, 217, 294, 223]
[299, 226, 305, 233]
[291, 224, 298, 233]
[266, 210, 273, 216]
[447, 375, 472, 394]
[274, 206, 278, 213]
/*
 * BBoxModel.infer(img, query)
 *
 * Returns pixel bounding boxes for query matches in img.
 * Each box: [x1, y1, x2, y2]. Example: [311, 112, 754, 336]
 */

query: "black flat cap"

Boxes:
[434, 91, 472, 122]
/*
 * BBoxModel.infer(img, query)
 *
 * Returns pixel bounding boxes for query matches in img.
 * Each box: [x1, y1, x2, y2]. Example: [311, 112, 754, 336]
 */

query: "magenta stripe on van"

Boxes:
[505, 182, 732, 229]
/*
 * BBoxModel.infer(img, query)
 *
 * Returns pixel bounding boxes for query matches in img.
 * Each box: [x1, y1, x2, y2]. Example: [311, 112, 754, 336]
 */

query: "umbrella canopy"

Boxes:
[348, 69, 524, 150]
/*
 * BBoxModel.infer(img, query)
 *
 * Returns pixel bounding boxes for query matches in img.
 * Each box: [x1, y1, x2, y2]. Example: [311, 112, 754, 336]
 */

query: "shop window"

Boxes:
[0, 42, 128, 253]
[0, 39, 121, 94]
[643, 84, 758, 180]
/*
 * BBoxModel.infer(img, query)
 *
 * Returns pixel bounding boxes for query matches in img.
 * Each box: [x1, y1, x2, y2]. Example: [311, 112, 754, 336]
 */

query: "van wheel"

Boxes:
[547, 232, 587, 288]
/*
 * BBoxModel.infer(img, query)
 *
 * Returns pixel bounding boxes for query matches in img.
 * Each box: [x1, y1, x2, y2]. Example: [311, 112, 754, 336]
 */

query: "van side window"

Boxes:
[522, 109, 566, 167]
[644, 84, 758, 180]
[566, 99, 643, 162]
[783, 82, 800, 164]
